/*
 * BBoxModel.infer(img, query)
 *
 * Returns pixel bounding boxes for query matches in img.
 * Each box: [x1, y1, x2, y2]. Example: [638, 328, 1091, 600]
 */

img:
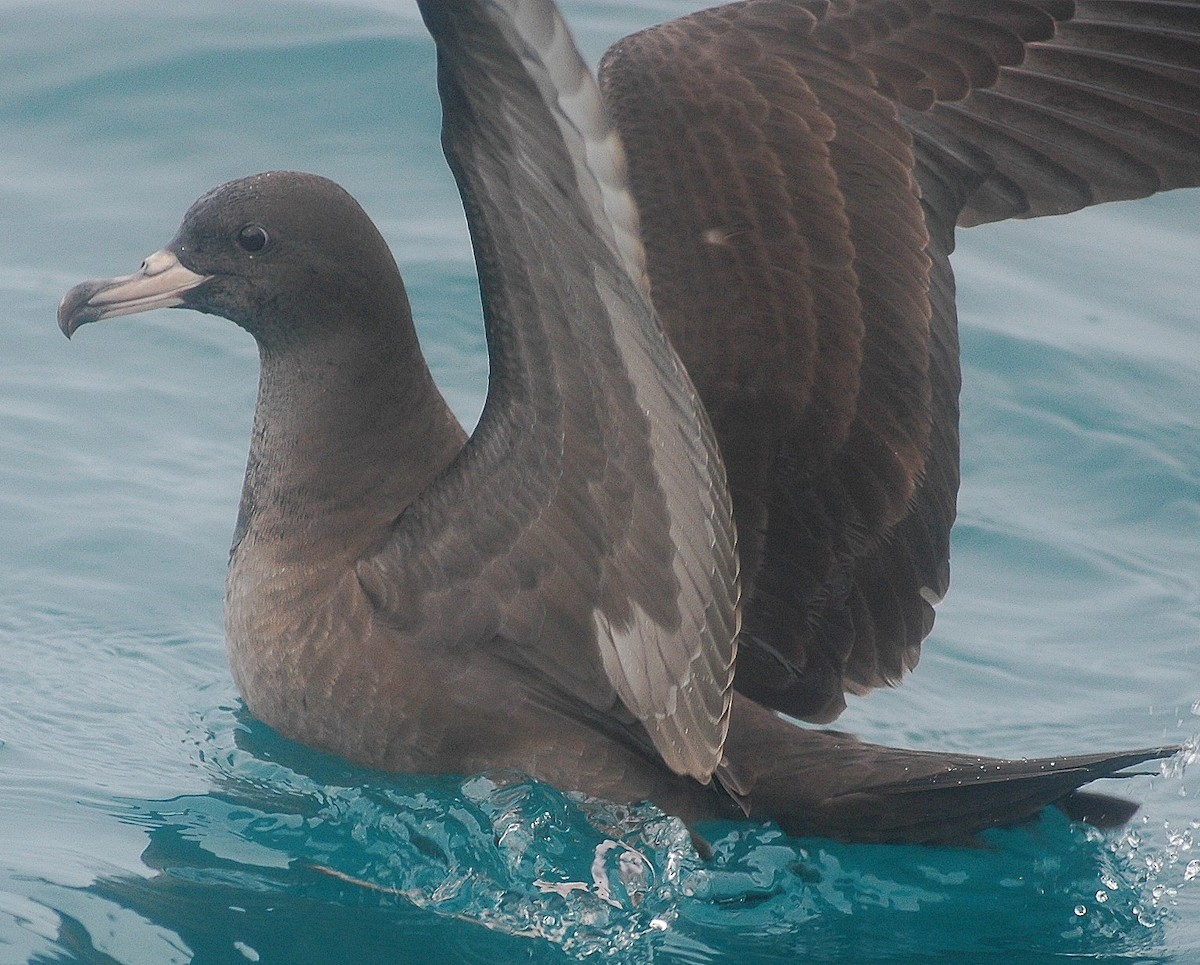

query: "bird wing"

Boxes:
[357, 0, 740, 783]
[598, 0, 1200, 721]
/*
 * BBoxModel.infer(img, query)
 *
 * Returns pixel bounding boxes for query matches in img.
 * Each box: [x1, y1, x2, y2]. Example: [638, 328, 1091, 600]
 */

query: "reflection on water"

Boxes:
[13, 708, 1197, 964]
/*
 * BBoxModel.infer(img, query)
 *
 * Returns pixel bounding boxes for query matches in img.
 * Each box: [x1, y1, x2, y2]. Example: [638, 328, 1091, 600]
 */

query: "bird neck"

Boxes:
[233, 310, 467, 563]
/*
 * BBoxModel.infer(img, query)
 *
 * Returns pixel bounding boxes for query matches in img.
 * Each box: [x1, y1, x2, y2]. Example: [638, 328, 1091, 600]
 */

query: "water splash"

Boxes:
[15, 702, 1193, 963]
[1083, 742, 1200, 943]
[188, 708, 705, 958]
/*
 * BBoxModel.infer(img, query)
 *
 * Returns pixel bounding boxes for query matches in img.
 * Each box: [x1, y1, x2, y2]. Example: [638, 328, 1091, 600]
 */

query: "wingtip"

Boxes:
[1056, 789, 1141, 829]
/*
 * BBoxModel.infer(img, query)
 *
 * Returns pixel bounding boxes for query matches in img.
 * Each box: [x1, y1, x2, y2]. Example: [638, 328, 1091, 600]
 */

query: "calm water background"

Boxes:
[2, 1, 1198, 961]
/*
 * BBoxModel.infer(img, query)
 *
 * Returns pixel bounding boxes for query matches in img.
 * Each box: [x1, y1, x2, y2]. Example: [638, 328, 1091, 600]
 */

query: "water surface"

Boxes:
[2, 2, 1198, 961]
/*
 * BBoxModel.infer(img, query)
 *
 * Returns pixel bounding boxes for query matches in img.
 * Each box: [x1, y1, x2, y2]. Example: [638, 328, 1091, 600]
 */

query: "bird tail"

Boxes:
[720, 697, 1177, 844]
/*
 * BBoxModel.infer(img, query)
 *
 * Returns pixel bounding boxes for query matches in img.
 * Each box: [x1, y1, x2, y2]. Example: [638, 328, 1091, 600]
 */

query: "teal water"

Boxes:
[2, 1, 1199, 961]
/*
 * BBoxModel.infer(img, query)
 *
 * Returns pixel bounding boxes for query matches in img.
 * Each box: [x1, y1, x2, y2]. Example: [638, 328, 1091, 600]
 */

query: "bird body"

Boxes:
[59, 0, 1198, 844]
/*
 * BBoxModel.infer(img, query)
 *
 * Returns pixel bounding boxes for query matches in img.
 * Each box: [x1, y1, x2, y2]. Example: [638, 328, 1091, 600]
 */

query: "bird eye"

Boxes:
[236, 224, 269, 253]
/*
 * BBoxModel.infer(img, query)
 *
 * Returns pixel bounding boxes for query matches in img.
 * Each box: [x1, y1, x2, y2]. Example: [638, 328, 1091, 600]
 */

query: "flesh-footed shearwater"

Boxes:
[59, 0, 1197, 844]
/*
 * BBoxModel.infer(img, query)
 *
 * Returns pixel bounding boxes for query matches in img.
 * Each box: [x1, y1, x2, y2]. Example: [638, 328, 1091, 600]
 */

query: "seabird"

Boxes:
[59, 0, 1198, 844]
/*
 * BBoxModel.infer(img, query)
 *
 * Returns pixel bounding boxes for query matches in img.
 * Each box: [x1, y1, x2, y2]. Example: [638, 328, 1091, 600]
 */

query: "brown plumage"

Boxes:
[600, 0, 1200, 722]
[58, 0, 1195, 845]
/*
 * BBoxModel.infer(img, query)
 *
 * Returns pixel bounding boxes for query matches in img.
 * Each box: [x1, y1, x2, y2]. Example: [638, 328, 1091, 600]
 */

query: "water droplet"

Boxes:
[1101, 873, 1120, 890]
[1074, 904, 1087, 917]
[1095, 889, 1108, 903]
[1185, 859, 1200, 881]
[649, 918, 669, 931]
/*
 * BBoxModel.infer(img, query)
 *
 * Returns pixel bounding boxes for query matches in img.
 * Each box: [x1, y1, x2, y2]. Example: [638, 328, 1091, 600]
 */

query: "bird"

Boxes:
[58, 0, 1198, 845]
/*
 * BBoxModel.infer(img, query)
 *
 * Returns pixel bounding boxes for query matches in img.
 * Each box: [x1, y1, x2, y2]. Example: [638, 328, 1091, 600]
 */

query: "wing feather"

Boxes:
[362, 0, 740, 782]
[600, 0, 1200, 720]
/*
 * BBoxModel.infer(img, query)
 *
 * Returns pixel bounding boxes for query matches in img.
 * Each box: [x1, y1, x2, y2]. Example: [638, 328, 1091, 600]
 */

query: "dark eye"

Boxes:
[236, 224, 269, 253]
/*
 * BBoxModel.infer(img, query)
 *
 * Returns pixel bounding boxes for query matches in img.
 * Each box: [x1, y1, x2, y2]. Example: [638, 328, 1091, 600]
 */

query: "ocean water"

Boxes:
[1, 1, 1198, 961]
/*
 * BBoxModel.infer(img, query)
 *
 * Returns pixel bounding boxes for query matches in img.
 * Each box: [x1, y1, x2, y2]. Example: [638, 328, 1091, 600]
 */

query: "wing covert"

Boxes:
[599, 0, 1200, 721]
[361, 0, 741, 782]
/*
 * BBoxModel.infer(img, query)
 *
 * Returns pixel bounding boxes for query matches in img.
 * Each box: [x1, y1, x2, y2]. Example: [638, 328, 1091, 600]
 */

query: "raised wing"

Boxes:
[358, 0, 740, 782]
[872, 0, 1200, 230]
[599, 0, 1200, 721]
